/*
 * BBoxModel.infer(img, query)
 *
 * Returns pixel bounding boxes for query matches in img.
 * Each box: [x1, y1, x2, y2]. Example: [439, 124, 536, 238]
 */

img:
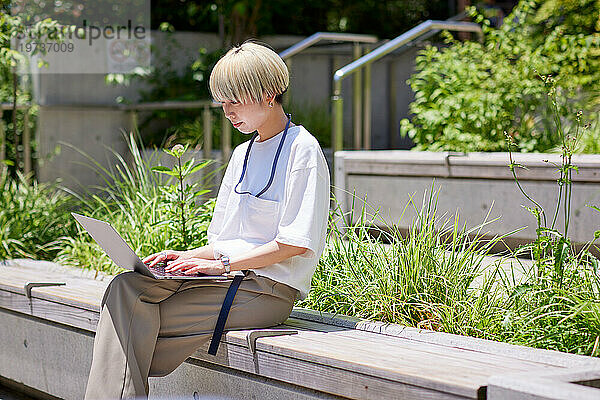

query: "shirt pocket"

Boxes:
[240, 194, 281, 243]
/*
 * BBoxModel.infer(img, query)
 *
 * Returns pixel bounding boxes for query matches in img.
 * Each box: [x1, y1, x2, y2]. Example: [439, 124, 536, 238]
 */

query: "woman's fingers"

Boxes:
[165, 259, 193, 272]
[144, 250, 179, 268]
[142, 253, 156, 263]
[165, 258, 216, 274]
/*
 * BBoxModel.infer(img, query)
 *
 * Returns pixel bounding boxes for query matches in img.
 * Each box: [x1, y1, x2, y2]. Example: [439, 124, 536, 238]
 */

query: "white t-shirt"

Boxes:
[207, 125, 330, 300]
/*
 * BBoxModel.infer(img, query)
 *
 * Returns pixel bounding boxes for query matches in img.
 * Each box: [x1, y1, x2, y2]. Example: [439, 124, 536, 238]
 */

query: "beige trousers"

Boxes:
[84, 270, 298, 400]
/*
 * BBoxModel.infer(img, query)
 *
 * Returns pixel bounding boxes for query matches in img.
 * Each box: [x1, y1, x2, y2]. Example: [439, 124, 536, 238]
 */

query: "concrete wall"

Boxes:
[0, 310, 342, 400]
[31, 31, 423, 191]
[335, 151, 600, 245]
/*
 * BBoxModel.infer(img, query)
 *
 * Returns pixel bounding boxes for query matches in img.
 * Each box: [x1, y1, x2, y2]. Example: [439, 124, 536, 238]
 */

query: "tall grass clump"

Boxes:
[0, 169, 78, 260]
[298, 188, 510, 340]
[496, 75, 600, 355]
[51, 133, 215, 275]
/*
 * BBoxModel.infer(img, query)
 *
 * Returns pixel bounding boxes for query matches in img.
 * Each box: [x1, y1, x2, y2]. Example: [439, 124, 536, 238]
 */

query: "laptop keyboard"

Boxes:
[148, 262, 200, 277]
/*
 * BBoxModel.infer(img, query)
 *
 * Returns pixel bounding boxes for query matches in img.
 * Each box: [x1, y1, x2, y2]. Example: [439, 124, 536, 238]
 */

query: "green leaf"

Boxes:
[188, 161, 211, 175]
[509, 284, 535, 301]
[553, 237, 569, 283]
[193, 189, 211, 197]
[151, 166, 179, 177]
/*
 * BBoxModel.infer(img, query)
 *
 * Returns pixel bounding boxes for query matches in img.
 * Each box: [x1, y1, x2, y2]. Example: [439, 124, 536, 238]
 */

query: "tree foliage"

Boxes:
[150, 0, 452, 42]
[401, 0, 600, 152]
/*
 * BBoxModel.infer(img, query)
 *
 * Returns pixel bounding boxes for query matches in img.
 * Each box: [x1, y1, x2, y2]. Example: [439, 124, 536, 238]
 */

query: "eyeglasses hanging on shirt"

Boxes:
[234, 113, 292, 199]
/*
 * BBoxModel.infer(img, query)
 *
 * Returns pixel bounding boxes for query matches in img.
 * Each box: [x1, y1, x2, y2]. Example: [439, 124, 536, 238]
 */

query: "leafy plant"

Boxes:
[152, 143, 211, 248]
[0, 168, 77, 260]
[497, 74, 600, 354]
[1, 6, 73, 175]
[400, 0, 600, 153]
[298, 187, 511, 339]
[51, 132, 215, 275]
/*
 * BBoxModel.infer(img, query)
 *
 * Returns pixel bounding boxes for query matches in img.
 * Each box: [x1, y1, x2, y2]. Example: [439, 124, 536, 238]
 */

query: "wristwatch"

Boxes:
[219, 255, 231, 274]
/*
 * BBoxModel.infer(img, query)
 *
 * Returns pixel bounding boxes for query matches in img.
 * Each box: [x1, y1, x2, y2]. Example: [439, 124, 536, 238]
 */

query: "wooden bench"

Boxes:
[1, 259, 600, 400]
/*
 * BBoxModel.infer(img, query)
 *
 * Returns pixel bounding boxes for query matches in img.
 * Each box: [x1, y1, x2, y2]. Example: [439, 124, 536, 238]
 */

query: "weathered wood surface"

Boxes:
[2, 260, 600, 400]
[338, 151, 600, 182]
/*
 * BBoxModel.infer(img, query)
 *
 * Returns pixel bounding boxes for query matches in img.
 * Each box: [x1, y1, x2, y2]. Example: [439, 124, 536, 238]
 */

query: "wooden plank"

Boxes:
[283, 317, 563, 374]
[30, 296, 99, 331]
[253, 334, 507, 387]
[218, 329, 484, 396]
[0, 288, 99, 332]
[3, 259, 599, 400]
[191, 340, 472, 400]
[0, 262, 108, 310]
[302, 328, 561, 370]
[251, 348, 472, 400]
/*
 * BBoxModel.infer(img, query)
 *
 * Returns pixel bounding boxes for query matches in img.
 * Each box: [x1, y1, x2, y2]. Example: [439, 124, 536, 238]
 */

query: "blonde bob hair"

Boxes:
[209, 41, 289, 105]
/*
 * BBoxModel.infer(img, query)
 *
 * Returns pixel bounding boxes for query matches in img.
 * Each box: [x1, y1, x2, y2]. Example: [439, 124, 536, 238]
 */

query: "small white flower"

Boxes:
[171, 144, 185, 157]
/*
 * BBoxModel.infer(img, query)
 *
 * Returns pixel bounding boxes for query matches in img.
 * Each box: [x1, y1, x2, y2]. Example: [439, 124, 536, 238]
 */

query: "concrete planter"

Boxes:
[334, 151, 600, 247]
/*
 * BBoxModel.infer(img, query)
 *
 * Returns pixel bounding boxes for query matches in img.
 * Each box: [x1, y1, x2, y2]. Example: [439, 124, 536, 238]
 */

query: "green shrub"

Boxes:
[51, 133, 215, 275]
[304, 74, 600, 356]
[298, 189, 510, 339]
[401, 0, 600, 152]
[0, 169, 77, 260]
[497, 78, 600, 354]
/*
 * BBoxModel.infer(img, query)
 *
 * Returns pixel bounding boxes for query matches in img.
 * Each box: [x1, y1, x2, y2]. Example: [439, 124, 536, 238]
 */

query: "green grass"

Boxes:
[1, 131, 599, 356]
[297, 188, 600, 356]
[0, 168, 77, 260]
[298, 189, 511, 339]
[49, 133, 215, 276]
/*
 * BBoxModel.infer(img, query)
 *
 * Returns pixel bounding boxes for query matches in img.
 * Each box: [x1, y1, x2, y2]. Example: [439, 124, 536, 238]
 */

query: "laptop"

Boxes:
[71, 213, 231, 280]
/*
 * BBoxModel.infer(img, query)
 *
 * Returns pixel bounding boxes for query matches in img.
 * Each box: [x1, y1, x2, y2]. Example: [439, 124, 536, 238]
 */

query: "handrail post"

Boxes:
[332, 78, 344, 155]
[352, 43, 362, 150]
[388, 59, 397, 148]
[203, 105, 212, 160]
[362, 48, 372, 150]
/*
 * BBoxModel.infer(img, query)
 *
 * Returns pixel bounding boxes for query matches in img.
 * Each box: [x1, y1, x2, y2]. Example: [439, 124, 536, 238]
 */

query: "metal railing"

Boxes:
[279, 32, 378, 59]
[331, 20, 483, 154]
[279, 32, 378, 128]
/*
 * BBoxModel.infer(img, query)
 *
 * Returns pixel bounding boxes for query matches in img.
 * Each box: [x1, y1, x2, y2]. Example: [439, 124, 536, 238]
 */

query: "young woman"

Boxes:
[84, 41, 330, 399]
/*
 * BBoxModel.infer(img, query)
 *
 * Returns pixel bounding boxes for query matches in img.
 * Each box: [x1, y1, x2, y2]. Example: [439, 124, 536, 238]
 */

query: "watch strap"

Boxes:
[220, 255, 231, 273]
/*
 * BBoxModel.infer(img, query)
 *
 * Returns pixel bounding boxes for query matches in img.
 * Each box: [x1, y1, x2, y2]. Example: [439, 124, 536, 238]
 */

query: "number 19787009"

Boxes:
[18, 42, 74, 53]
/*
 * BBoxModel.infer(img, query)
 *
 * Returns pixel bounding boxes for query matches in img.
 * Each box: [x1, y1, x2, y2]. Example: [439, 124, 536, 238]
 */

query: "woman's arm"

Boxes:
[228, 240, 306, 271]
[183, 243, 216, 260]
[164, 240, 307, 275]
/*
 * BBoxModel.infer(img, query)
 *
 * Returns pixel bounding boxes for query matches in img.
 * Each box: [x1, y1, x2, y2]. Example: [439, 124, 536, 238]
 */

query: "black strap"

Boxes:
[233, 113, 292, 198]
[208, 270, 248, 355]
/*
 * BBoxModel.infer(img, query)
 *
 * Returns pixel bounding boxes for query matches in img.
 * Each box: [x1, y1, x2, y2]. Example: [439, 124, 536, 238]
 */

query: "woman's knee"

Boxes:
[100, 271, 141, 307]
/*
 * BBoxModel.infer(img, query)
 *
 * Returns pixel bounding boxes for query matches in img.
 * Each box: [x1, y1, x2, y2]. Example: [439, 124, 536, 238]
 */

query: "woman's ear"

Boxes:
[266, 95, 276, 108]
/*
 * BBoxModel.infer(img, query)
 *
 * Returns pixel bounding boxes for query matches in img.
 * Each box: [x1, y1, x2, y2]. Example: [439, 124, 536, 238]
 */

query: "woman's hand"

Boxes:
[165, 257, 225, 276]
[143, 250, 187, 268]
